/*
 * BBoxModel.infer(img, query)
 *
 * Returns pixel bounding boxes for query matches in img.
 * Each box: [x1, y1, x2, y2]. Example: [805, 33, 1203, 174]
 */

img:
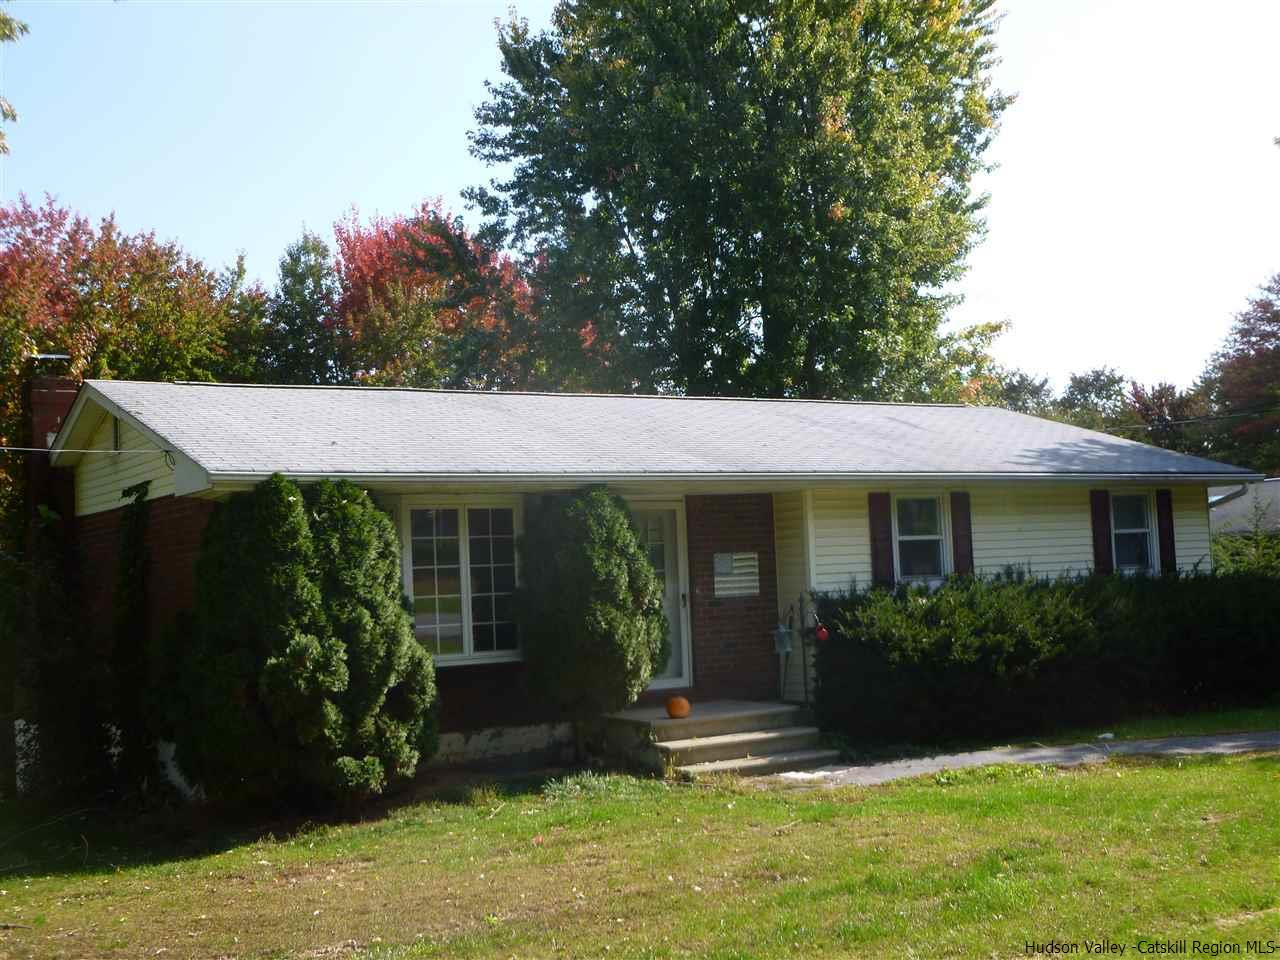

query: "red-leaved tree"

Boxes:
[329, 200, 547, 389]
[0, 194, 264, 548]
[1204, 273, 1280, 474]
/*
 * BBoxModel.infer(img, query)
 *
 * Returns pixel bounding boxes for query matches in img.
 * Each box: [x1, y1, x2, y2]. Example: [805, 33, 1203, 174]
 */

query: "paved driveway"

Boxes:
[775, 730, 1280, 788]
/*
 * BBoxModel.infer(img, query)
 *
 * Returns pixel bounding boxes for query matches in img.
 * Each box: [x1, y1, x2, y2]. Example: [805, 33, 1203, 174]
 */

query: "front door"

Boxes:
[633, 505, 691, 689]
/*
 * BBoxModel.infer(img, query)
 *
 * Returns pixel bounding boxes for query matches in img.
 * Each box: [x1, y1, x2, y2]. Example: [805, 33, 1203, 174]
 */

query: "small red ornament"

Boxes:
[815, 624, 830, 643]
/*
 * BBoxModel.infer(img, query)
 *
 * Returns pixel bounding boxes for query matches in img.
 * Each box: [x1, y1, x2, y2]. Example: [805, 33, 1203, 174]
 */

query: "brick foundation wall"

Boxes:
[684, 493, 780, 701]
[434, 662, 554, 733]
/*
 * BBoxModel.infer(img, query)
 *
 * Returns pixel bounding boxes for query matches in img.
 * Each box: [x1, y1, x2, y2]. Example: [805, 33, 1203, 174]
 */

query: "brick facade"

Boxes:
[683, 493, 780, 701]
[75, 496, 217, 654]
[50, 484, 783, 732]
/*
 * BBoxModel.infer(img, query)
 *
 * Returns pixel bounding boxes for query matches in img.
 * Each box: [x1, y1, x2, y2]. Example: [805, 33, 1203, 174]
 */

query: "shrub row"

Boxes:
[813, 572, 1280, 746]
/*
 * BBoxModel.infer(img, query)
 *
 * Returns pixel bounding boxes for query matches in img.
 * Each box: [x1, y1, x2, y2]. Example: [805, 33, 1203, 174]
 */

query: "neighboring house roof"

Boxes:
[51, 380, 1261, 493]
[1209, 478, 1280, 534]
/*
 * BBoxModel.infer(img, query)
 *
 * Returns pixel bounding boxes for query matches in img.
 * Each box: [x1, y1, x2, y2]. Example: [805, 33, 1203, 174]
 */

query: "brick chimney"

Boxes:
[21, 368, 80, 552]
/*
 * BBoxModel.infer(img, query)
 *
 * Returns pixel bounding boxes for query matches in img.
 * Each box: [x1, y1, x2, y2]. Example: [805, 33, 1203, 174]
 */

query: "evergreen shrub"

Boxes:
[814, 571, 1280, 746]
[172, 475, 436, 808]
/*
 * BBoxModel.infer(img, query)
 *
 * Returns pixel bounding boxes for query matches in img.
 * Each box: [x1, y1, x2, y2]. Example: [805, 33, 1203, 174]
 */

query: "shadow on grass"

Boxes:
[0, 764, 579, 883]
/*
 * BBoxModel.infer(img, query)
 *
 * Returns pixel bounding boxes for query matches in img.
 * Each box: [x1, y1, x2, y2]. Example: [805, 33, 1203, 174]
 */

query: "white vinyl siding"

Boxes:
[1172, 485, 1213, 573]
[75, 413, 175, 516]
[968, 486, 1096, 578]
[797, 483, 1216, 591]
[809, 487, 872, 592]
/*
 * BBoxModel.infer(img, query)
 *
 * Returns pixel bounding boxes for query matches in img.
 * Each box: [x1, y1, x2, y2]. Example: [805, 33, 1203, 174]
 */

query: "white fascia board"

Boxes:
[173, 454, 213, 496]
[204, 469, 1265, 489]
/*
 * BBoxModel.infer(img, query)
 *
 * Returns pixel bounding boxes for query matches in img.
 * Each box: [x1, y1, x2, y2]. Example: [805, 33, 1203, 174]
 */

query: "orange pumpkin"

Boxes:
[665, 696, 691, 719]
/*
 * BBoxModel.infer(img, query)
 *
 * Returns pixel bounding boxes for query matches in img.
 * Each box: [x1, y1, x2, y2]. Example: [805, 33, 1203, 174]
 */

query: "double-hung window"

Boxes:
[404, 500, 520, 663]
[1111, 493, 1154, 573]
[893, 495, 948, 581]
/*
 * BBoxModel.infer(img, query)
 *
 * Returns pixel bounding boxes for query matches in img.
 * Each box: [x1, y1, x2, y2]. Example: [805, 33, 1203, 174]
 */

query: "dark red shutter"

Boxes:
[868, 492, 894, 587]
[950, 491, 974, 576]
[1155, 488, 1176, 573]
[1089, 489, 1114, 574]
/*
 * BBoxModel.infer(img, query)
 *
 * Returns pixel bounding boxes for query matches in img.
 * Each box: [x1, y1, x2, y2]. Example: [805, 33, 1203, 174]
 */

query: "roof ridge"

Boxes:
[87, 379, 968, 409]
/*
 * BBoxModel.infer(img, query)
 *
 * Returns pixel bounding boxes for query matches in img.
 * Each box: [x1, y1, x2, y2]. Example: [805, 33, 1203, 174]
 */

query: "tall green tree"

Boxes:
[1056, 367, 1132, 431]
[261, 233, 350, 385]
[0, 5, 28, 155]
[468, 0, 1010, 397]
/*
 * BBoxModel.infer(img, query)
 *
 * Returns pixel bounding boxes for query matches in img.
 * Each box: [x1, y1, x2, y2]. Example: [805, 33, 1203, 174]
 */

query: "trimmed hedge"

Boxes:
[814, 572, 1280, 746]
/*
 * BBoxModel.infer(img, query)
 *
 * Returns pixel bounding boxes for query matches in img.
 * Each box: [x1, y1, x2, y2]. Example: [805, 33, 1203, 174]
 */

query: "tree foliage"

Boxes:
[1201, 273, 1280, 474]
[259, 232, 349, 386]
[0, 195, 265, 549]
[172, 475, 436, 808]
[468, 0, 1010, 398]
[0, 6, 28, 156]
[516, 488, 668, 720]
[250, 203, 553, 390]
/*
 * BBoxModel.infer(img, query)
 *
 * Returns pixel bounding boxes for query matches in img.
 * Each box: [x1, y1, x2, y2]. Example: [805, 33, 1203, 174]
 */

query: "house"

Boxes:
[28, 377, 1261, 769]
[1209, 478, 1280, 535]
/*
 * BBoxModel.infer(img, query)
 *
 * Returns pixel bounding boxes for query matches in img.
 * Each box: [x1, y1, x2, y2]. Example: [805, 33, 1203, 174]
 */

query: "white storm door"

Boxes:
[633, 505, 691, 689]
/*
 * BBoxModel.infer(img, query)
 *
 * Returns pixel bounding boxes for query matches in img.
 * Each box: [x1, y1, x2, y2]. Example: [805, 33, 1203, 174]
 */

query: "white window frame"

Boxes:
[1110, 490, 1158, 575]
[891, 493, 951, 584]
[399, 495, 524, 666]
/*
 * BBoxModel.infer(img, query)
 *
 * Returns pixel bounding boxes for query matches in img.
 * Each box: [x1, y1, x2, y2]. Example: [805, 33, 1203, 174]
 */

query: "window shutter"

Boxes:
[1155, 488, 1176, 573]
[868, 492, 894, 587]
[949, 491, 974, 575]
[1089, 489, 1114, 574]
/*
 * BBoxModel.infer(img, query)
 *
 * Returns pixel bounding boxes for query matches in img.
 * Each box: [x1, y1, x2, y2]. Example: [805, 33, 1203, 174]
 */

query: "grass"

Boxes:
[3, 751, 1280, 959]
[1032, 701, 1280, 745]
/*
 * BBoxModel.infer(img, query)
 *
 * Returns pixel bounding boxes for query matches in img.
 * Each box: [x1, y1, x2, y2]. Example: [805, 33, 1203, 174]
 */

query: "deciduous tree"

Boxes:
[0, 6, 28, 155]
[468, 0, 1010, 398]
[1202, 273, 1280, 474]
[0, 196, 263, 550]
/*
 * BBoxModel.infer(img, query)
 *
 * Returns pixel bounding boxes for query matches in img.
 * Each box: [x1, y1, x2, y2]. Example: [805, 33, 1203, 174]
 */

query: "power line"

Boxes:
[0, 447, 175, 455]
[1103, 407, 1280, 432]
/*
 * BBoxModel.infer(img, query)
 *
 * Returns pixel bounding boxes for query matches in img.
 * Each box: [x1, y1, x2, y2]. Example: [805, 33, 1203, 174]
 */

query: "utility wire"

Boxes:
[1103, 406, 1280, 432]
[0, 446, 175, 454]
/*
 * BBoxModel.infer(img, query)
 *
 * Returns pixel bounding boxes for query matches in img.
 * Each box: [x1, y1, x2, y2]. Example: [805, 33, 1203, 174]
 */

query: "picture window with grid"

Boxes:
[407, 503, 519, 661]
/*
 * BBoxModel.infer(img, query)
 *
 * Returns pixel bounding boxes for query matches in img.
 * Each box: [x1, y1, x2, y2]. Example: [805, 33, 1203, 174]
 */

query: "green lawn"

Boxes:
[3, 751, 1280, 959]
[1027, 701, 1280, 746]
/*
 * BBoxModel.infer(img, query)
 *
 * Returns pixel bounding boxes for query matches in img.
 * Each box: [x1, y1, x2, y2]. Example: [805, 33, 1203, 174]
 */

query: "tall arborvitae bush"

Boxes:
[172, 475, 436, 808]
[304, 480, 437, 795]
[516, 488, 668, 720]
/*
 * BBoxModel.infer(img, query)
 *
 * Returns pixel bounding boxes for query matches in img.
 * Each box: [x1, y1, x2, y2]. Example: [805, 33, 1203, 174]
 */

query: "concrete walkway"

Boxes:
[774, 730, 1280, 788]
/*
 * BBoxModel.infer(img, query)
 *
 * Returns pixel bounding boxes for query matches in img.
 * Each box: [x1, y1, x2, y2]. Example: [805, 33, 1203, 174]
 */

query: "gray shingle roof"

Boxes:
[69, 380, 1257, 482]
[1210, 479, 1280, 533]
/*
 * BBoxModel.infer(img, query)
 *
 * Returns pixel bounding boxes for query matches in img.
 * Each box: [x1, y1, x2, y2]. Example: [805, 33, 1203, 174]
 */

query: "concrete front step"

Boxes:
[646, 702, 807, 742]
[677, 747, 843, 779]
[656, 725, 822, 766]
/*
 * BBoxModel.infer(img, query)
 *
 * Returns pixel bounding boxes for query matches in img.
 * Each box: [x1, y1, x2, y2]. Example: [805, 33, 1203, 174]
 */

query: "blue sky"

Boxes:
[3, 1, 1278, 390]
